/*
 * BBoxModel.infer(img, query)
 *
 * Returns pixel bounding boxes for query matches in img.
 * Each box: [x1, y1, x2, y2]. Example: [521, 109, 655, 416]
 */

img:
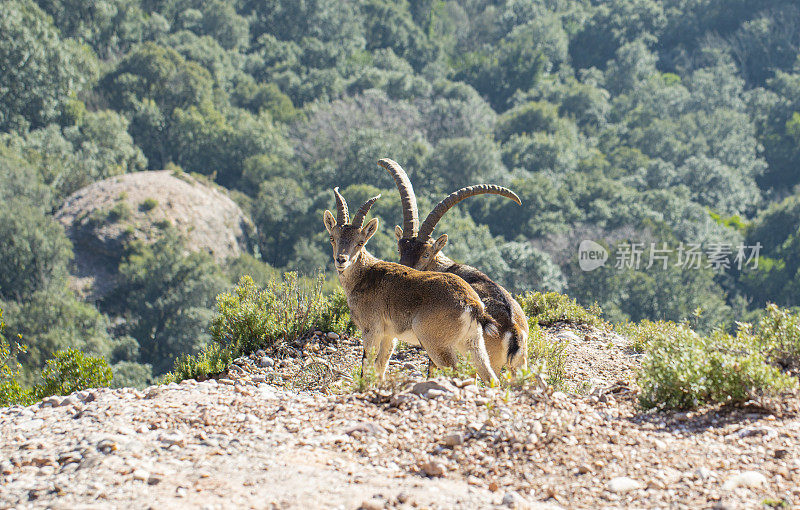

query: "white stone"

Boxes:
[132, 469, 150, 481]
[723, 471, 767, 490]
[608, 476, 642, 493]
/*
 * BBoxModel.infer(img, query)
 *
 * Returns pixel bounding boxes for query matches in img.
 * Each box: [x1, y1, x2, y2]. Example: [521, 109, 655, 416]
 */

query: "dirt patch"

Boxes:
[546, 323, 639, 390]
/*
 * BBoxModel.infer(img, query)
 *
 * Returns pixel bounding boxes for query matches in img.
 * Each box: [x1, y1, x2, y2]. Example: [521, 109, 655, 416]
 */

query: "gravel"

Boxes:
[2, 325, 798, 509]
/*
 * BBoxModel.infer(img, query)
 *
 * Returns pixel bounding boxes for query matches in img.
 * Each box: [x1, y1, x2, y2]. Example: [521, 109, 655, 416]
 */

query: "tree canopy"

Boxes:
[3, 0, 800, 382]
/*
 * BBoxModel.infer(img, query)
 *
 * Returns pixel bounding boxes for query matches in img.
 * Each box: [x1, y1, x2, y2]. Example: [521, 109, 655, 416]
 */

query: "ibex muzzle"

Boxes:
[324, 188, 499, 384]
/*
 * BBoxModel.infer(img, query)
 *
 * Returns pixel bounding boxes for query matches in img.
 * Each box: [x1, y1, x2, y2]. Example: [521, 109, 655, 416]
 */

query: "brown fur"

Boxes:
[324, 211, 499, 383]
[395, 227, 529, 374]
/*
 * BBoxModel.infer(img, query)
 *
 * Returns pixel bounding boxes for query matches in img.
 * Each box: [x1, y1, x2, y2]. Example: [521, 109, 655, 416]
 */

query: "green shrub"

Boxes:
[107, 201, 131, 222]
[211, 273, 329, 352]
[318, 289, 357, 336]
[164, 273, 354, 383]
[616, 318, 673, 353]
[1, 309, 31, 406]
[518, 291, 606, 328]
[32, 348, 112, 398]
[631, 320, 795, 410]
[167, 343, 235, 383]
[757, 304, 800, 373]
[138, 197, 158, 212]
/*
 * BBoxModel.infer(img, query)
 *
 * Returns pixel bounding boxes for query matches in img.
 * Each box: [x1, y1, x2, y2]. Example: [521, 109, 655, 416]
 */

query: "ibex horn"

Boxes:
[417, 185, 522, 240]
[351, 194, 381, 228]
[377, 158, 418, 238]
[333, 187, 349, 225]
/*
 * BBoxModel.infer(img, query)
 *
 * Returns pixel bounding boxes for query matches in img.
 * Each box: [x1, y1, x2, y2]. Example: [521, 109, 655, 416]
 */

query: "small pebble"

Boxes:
[723, 471, 766, 490]
[443, 433, 464, 447]
[419, 460, 446, 477]
[608, 476, 641, 493]
[132, 469, 149, 482]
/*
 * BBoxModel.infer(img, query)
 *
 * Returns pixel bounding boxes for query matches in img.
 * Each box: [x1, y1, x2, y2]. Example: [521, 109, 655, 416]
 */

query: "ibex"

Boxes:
[378, 158, 529, 375]
[323, 188, 499, 384]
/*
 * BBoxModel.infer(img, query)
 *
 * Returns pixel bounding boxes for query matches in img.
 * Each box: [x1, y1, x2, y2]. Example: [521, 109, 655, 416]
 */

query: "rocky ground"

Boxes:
[1, 326, 799, 509]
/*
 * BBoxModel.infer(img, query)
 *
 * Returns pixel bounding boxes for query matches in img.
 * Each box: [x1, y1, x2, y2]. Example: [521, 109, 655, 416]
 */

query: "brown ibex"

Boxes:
[378, 158, 529, 375]
[323, 188, 499, 384]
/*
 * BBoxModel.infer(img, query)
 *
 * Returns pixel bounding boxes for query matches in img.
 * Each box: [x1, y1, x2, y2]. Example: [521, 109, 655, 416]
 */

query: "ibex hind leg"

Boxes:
[463, 322, 498, 384]
[425, 347, 458, 373]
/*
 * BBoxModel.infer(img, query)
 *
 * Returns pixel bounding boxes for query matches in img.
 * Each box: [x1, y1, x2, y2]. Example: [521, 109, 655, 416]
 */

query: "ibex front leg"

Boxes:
[374, 337, 397, 382]
[361, 330, 380, 380]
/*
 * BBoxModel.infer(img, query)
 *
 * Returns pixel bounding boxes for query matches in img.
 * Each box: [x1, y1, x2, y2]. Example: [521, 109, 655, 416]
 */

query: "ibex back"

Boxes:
[323, 188, 499, 384]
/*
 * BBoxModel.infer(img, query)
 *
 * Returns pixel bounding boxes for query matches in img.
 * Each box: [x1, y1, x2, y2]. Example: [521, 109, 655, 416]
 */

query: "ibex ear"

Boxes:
[323, 210, 336, 233]
[433, 233, 448, 253]
[394, 225, 403, 240]
[362, 217, 379, 241]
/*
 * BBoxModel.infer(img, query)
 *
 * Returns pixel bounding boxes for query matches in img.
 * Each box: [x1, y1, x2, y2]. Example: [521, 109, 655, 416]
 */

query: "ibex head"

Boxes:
[378, 158, 521, 271]
[323, 187, 381, 273]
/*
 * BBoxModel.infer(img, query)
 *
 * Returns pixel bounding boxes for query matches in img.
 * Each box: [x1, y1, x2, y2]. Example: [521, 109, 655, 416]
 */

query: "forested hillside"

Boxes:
[2, 0, 800, 386]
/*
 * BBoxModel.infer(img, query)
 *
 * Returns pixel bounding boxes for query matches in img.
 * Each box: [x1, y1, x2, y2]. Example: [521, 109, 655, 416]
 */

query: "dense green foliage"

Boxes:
[1, 310, 113, 405]
[3, 0, 800, 397]
[519, 291, 606, 328]
[32, 348, 113, 399]
[0, 310, 29, 405]
[164, 274, 352, 383]
[622, 304, 800, 410]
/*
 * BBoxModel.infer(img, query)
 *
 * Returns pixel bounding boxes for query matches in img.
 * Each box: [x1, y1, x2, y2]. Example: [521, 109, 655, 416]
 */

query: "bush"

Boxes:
[1, 309, 30, 406]
[107, 201, 132, 222]
[757, 304, 800, 373]
[629, 320, 796, 410]
[518, 291, 606, 328]
[164, 273, 354, 383]
[139, 198, 158, 212]
[318, 289, 357, 336]
[616, 319, 673, 353]
[32, 348, 112, 399]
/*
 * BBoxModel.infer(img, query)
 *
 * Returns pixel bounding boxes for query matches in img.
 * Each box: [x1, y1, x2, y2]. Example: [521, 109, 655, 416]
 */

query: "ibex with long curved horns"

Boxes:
[378, 158, 529, 374]
[323, 188, 499, 384]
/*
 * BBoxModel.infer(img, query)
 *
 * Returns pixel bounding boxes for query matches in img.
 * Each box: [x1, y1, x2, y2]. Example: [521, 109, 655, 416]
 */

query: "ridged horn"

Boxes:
[418, 185, 522, 240]
[333, 187, 349, 225]
[351, 194, 381, 228]
[377, 158, 418, 238]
